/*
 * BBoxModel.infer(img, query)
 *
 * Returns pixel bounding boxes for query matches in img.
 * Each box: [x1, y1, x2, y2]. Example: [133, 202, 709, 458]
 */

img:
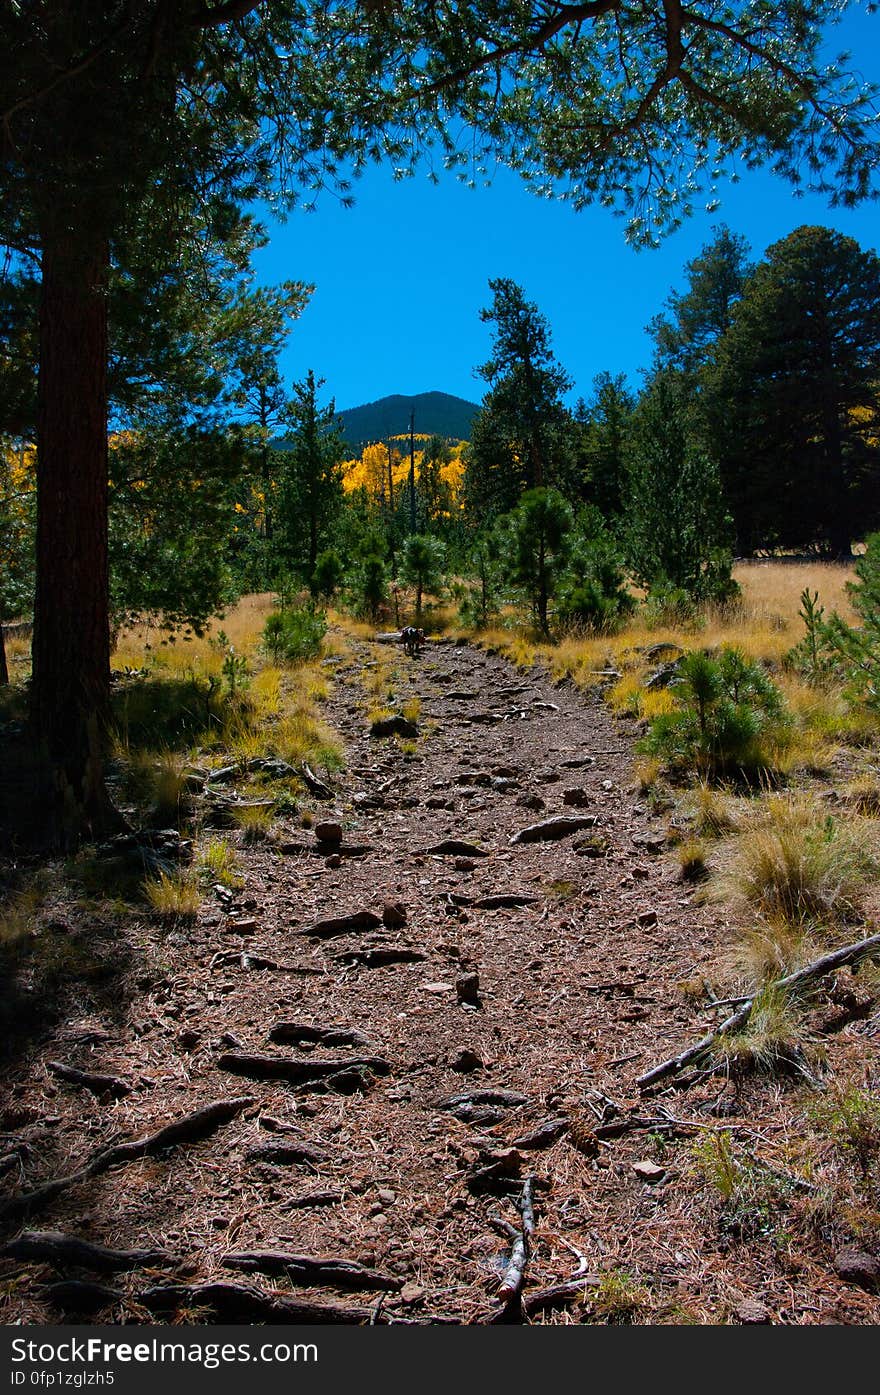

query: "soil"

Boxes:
[2, 633, 879, 1325]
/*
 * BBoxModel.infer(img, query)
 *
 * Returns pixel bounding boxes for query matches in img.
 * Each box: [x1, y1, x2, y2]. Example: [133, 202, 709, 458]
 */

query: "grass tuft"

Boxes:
[143, 870, 201, 922]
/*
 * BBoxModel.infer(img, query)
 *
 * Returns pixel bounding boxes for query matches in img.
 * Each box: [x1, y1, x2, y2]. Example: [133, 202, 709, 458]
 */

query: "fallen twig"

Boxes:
[638, 930, 880, 1090]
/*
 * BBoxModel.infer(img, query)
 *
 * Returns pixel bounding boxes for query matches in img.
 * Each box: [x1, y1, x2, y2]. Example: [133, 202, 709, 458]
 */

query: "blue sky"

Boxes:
[253, 8, 880, 415]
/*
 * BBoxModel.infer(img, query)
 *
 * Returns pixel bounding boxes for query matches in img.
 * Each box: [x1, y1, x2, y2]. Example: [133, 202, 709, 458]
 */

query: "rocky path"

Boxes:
[2, 633, 875, 1325]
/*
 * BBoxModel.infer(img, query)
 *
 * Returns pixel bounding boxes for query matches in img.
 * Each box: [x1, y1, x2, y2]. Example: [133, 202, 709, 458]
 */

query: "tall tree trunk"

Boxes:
[0, 625, 8, 687]
[31, 222, 116, 845]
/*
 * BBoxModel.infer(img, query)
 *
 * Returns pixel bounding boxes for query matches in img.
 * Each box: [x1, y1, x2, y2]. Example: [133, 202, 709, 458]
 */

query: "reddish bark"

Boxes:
[30, 221, 116, 844]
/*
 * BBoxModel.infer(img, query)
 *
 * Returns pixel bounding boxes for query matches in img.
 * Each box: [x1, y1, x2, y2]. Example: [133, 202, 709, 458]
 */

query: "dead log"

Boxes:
[222, 1251, 402, 1291]
[638, 930, 880, 1091]
[300, 910, 382, 938]
[510, 816, 598, 844]
[46, 1061, 132, 1098]
[217, 1053, 390, 1084]
[268, 1023, 374, 1049]
[140, 1280, 377, 1324]
[0, 1230, 175, 1272]
[0, 1096, 254, 1224]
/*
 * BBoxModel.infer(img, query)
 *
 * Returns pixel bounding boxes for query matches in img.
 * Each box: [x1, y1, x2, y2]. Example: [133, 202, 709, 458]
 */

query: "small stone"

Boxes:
[315, 821, 343, 845]
[178, 1028, 200, 1049]
[382, 901, 407, 928]
[324, 854, 342, 869]
[227, 917, 258, 935]
[421, 981, 454, 994]
[735, 1298, 771, 1324]
[456, 972, 481, 1007]
[450, 1048, 483, 1073]
[400, 1282, 425, 1305]
[834, 1246, 880, 1290]
[637, 910, 659, 928]
[601, 779, 615, 792]
[454, 857, 476, 872]
[632, 1160, 666, 1183]
[377, 1188, 396, 1205]
[516, 793, 545, 811]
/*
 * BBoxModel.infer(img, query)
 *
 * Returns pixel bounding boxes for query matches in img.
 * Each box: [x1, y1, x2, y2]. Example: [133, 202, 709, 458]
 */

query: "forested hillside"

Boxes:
[334, 392, 479, 447]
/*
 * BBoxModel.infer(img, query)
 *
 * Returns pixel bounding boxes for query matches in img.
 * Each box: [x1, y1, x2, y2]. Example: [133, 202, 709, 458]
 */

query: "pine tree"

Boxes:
[277, 371, 346, 579]
[4, 2, 877, 838]
[625, 372, 734, 600]
[703, 226, 880, 556]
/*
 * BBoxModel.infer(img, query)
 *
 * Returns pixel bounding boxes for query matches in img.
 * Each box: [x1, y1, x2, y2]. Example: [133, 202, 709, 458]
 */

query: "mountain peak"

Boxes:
[337, 390, 479, 446]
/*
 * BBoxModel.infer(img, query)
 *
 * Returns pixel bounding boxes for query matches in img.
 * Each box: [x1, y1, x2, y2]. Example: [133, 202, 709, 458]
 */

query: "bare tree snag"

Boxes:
[638, 930, 880, 1090]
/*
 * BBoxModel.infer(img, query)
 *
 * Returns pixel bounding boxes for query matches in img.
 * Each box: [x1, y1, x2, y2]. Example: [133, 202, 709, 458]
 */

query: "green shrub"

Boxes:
[261, 603, 327, 665]
[348, 553, 388, 620]
[311, 548, 344, 599]
[640, 646, 788, 780]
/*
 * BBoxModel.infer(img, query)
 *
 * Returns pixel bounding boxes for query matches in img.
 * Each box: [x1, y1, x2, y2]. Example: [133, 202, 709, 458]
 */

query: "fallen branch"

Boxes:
[140, 1280, 379, 1324]
[221, 1251, 402, 1292]
[521, 1276, 600, 1317]
[496, 1177, 536, 1302]
[217, 1052, 390, 1084]
[0, 1230, 176, 1272]
[268, 1022, 374, 1049]
[0, 1097, 254, 1224]
[638, 930, 880, 1090]
[46, 1062, 132, 1099]
[300, 910, 382, 939]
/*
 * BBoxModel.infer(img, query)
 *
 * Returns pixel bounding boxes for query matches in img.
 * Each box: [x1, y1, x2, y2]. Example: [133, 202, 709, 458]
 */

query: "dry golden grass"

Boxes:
[733, 560, 857, 628]
[114, 592, 278, 675]
[720, 792, 879, 930]
[143, 870, 201, 921]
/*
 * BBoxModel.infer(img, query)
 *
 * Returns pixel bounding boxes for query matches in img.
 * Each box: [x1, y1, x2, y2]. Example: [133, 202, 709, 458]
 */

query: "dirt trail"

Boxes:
[1, 634, 877, 1325]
